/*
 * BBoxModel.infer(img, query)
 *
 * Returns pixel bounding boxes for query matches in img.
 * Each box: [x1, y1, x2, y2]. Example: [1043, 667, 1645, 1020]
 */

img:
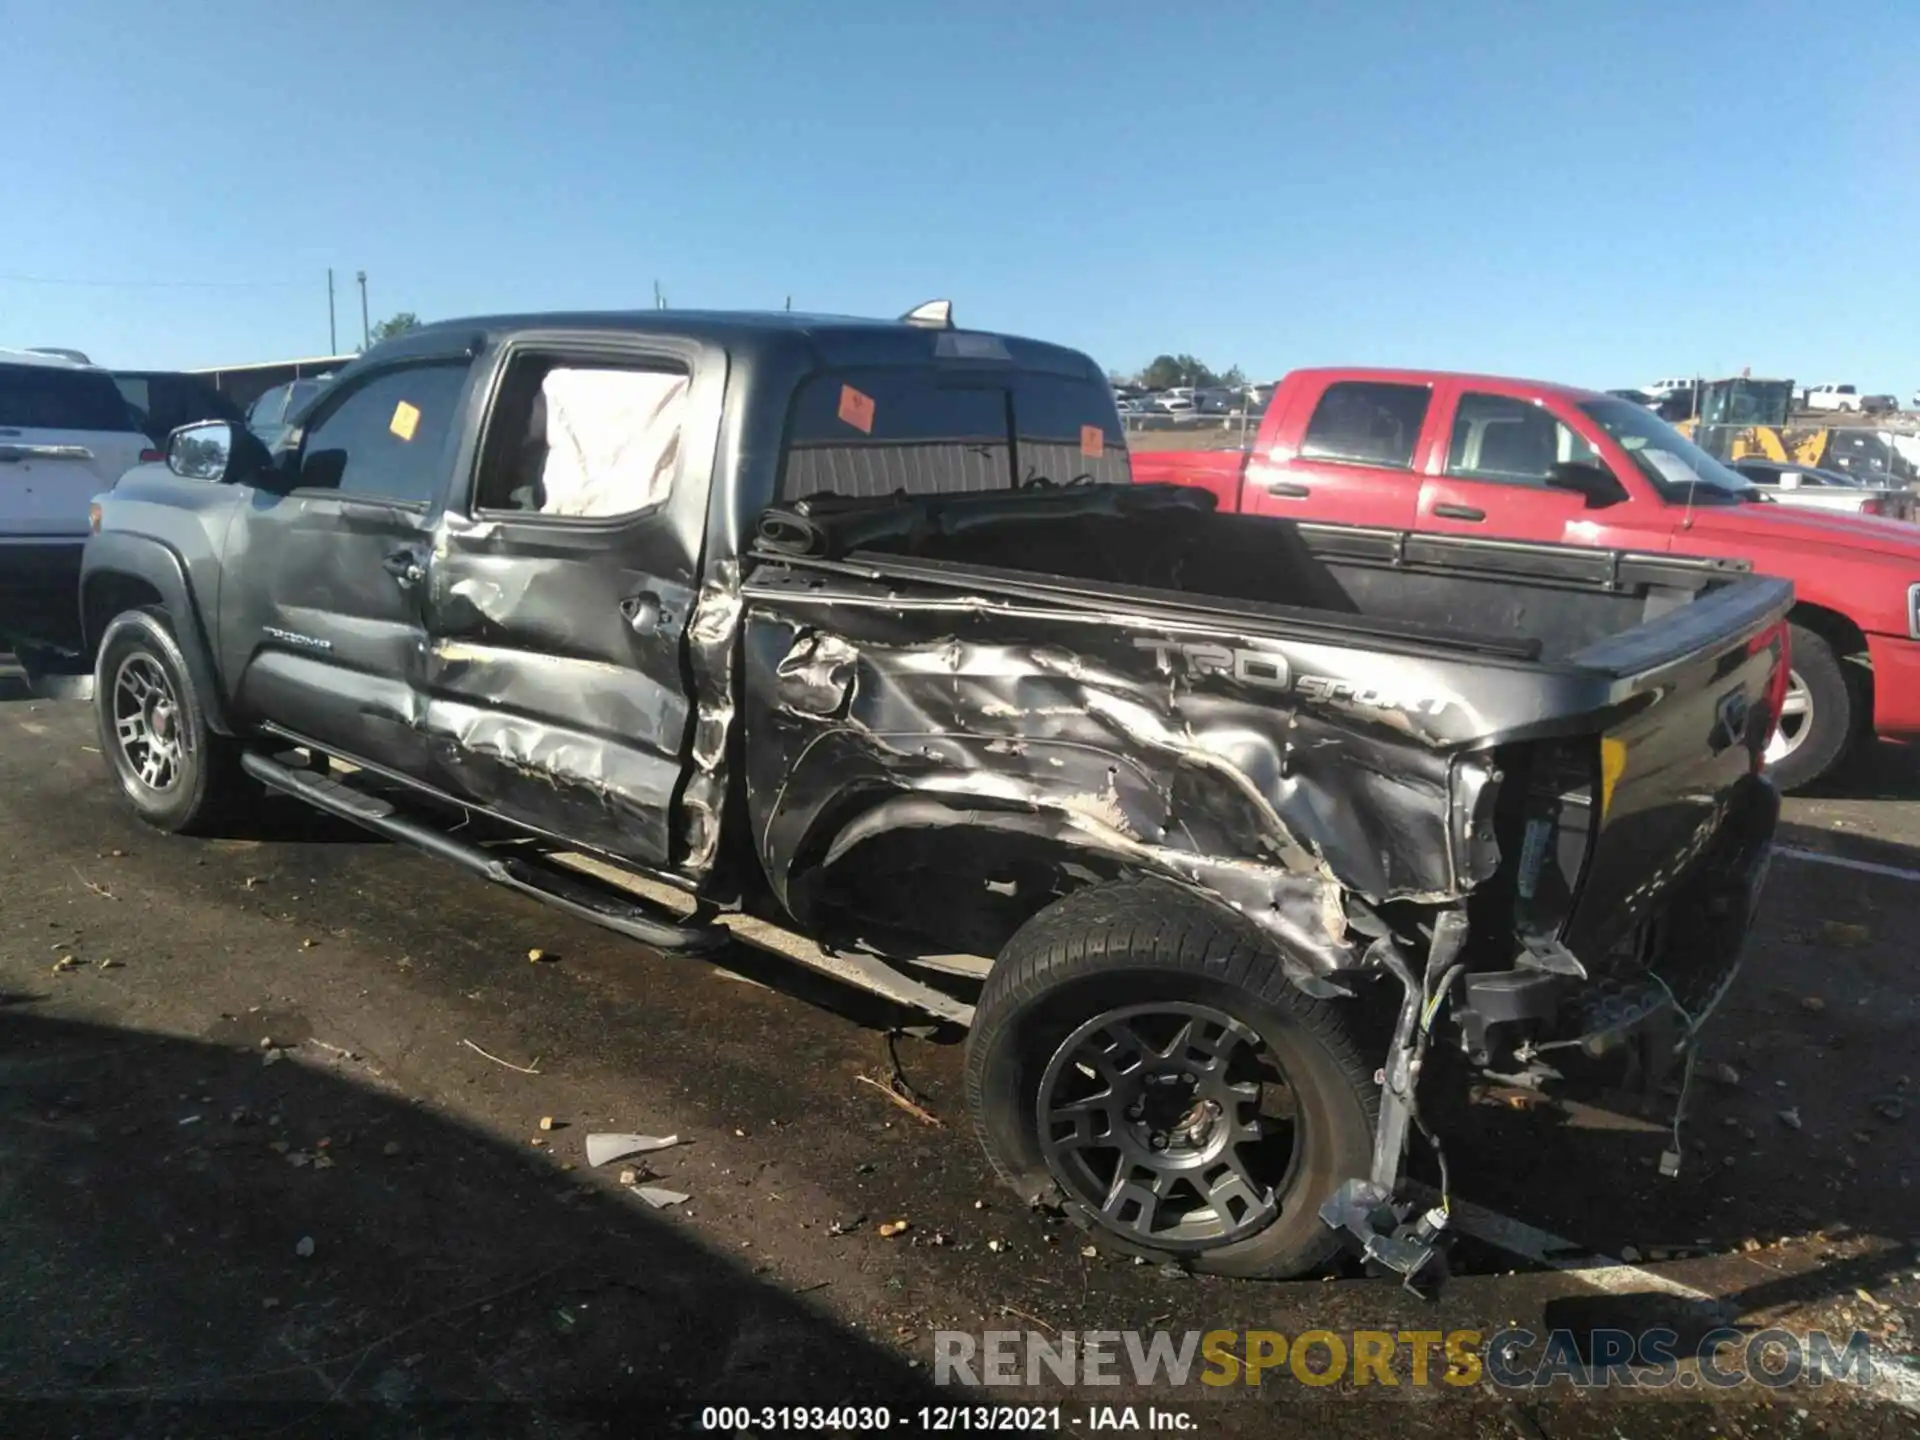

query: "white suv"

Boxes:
[1804, 383, 1864, 413]
[1, 349, 150, 655]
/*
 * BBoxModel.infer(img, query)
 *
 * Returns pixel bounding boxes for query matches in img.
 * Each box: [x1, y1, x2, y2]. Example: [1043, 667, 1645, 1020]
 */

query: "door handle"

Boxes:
[1264, 481, 1312, 499]
[382, 549, 425, 586]
[1432, 504, 1486, 522]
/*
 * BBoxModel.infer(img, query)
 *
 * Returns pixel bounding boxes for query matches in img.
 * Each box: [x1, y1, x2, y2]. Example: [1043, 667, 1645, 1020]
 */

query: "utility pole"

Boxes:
[356, 271, 369, 348]
[327, 269, 337, 353]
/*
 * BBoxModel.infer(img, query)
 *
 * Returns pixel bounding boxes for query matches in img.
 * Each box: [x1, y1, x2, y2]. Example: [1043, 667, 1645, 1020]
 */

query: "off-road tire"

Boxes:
[1768, 623, 1855, 793]
[94, 608, 248, 834]
[964, 878, 1377, 1279]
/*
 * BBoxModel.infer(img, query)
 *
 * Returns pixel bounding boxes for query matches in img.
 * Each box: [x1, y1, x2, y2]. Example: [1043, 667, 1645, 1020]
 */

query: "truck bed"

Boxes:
[753, 483, 1778, 673]
[743, 484, 1791, 980]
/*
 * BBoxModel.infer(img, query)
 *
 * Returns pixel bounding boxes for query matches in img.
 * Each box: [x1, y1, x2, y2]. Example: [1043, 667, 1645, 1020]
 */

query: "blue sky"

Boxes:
[5, 0, 1915, 393]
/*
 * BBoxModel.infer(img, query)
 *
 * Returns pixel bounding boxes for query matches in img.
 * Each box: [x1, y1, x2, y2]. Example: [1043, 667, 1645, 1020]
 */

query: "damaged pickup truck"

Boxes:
[80, 306, 1789, 1282]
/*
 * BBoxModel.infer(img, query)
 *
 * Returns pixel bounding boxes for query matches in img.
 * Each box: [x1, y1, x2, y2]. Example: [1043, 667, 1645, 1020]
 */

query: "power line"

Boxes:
[0, 271, 309, 291]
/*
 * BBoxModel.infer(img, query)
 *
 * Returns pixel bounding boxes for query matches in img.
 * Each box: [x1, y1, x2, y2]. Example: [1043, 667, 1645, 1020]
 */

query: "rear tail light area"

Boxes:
[1750, 619, 1792, 773]
[1860, 496, 1885, 516]
[138, 448, 164, 464]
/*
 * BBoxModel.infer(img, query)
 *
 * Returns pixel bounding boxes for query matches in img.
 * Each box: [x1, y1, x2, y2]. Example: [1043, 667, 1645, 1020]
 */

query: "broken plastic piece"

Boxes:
[1318, 1178, 1450, 1294]
[586, 1132, 682, 1167]
[633, 1186, 689, 1209]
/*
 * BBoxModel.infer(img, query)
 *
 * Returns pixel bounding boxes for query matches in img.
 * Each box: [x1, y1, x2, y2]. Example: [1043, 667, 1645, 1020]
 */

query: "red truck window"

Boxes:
[1298, 381, 1430, 469]
[1445, 392, 1598, 484]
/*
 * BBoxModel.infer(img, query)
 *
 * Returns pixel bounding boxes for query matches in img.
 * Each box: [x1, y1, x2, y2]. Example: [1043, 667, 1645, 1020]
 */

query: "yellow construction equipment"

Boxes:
[1677, 377, 1914, 482]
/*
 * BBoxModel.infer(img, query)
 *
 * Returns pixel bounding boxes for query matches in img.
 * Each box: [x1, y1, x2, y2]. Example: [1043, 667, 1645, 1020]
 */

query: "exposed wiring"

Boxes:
[1413, 961, 1465, 1215]
[1665, 1043, 1697, 1166]
[1646, 970, 1697, 1039]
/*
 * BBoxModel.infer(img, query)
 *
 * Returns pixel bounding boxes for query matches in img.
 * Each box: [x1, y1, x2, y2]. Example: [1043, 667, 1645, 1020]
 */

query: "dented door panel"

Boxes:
[419, 334, 727, 869]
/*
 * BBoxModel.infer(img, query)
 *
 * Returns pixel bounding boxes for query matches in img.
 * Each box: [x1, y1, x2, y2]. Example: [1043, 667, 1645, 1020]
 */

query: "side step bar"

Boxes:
[239, 751, 728, 955]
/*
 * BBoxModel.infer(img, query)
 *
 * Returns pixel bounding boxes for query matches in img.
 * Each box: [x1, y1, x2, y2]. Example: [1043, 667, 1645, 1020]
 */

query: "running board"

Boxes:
[547, 851, 978, 1026]
[239, 751, 727, 955]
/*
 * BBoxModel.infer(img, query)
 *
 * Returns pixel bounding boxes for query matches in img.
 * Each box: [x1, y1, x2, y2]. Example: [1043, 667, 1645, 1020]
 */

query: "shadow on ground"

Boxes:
[0, 1003, 942, 1436]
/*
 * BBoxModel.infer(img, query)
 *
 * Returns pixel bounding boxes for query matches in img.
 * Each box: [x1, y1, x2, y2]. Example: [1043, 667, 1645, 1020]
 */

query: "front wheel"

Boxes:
[94, 608, 247, 834]
[963, 880, 1377, 1278]
[1764, 623, 1857, 793]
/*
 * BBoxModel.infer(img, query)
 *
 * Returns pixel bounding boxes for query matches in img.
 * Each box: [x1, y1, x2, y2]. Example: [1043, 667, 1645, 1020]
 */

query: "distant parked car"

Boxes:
[1153, 395, 1195, 415]
[111, 370, 247, 450]
[1805, 383, 1867, 413]
[245, 376, 332, 450]
[1645, 376, 1696, 399]
[1860, 393, 1898, 416]
[1194, 388, 1236, 415]
[1, 349, 150, 654]
[1732, 459, 1915, 521]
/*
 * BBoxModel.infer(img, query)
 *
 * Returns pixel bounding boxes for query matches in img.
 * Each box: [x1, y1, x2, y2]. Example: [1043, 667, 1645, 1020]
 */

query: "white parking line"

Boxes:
[1776, 845, 1920, 885]
[1435, 1192, 1920, 1410]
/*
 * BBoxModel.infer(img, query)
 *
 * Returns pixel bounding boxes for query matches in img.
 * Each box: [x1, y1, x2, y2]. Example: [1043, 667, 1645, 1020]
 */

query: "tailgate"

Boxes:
[1130, 448, 1247, 511]
[1556, 574, 1792, 966]
[0, 429, 144, 537]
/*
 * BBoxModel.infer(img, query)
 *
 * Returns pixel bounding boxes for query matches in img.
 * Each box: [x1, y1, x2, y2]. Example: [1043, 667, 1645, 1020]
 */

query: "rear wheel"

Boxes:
[94, 608, 247, 834]
[1764, 622, 1856, 793]
[964, 880, 1377, 1278]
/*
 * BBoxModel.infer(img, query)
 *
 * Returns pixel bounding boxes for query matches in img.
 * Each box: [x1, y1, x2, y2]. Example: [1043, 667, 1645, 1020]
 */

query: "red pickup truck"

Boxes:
[1132, 367, 1920, 790]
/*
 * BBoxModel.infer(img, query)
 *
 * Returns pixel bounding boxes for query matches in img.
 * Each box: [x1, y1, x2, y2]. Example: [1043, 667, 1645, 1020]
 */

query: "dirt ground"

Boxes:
[2, 657, 1918, 1438]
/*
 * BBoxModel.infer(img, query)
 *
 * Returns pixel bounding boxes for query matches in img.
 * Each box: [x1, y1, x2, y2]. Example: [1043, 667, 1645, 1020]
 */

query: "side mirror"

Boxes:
[166, 420, 268, 485]
[1544, 460, 1630, 508]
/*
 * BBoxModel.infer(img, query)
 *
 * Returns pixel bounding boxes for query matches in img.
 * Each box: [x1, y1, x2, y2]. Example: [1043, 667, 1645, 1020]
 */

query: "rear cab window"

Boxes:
[780, 366, 1128, 501]
[0, 363, 142, 433]
[1296, 381, 1431, 468]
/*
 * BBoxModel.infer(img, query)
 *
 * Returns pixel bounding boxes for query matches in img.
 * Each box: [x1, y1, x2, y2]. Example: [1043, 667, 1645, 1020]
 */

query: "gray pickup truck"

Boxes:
[80, 306, 1788, 1283]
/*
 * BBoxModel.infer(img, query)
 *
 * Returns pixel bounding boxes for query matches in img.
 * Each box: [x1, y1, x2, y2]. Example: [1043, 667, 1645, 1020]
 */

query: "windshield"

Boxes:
[1576, 397, 1755, 504]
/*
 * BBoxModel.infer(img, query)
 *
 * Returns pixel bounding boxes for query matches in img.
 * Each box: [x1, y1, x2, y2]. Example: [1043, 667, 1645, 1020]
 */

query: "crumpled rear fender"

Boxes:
[741, 612, 1492, 991]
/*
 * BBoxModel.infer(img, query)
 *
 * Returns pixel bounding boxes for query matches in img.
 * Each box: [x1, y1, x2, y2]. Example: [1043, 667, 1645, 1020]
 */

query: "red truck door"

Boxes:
[1249, 376, 1430, 527]
[1414, 386, 1628, 544]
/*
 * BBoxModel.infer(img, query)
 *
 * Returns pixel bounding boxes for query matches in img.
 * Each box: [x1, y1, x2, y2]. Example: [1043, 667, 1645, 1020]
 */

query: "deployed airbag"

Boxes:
[540, 367, 688, 518]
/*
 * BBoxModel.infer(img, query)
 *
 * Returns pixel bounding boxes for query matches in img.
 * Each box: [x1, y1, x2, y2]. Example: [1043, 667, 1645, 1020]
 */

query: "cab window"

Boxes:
[297, 363, 469, 504]
[1445, 392, 1598, 484]
[1298, 381, 1430, 468]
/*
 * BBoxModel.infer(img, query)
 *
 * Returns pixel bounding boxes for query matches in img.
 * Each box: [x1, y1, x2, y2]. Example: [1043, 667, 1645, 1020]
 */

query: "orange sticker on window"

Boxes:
[389, 400, 421, 442]
[1081, 425, 1105, 458]
[837, 384, 876, 434]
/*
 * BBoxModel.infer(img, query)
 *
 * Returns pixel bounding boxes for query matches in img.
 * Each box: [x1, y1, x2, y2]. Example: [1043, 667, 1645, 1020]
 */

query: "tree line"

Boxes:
[1110, 354, 1249, 391]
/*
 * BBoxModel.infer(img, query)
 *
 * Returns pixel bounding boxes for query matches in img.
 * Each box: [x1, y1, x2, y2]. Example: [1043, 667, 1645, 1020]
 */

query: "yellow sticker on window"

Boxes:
[1080, 425, 1105, 459]
[389, 400, 421, 442]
